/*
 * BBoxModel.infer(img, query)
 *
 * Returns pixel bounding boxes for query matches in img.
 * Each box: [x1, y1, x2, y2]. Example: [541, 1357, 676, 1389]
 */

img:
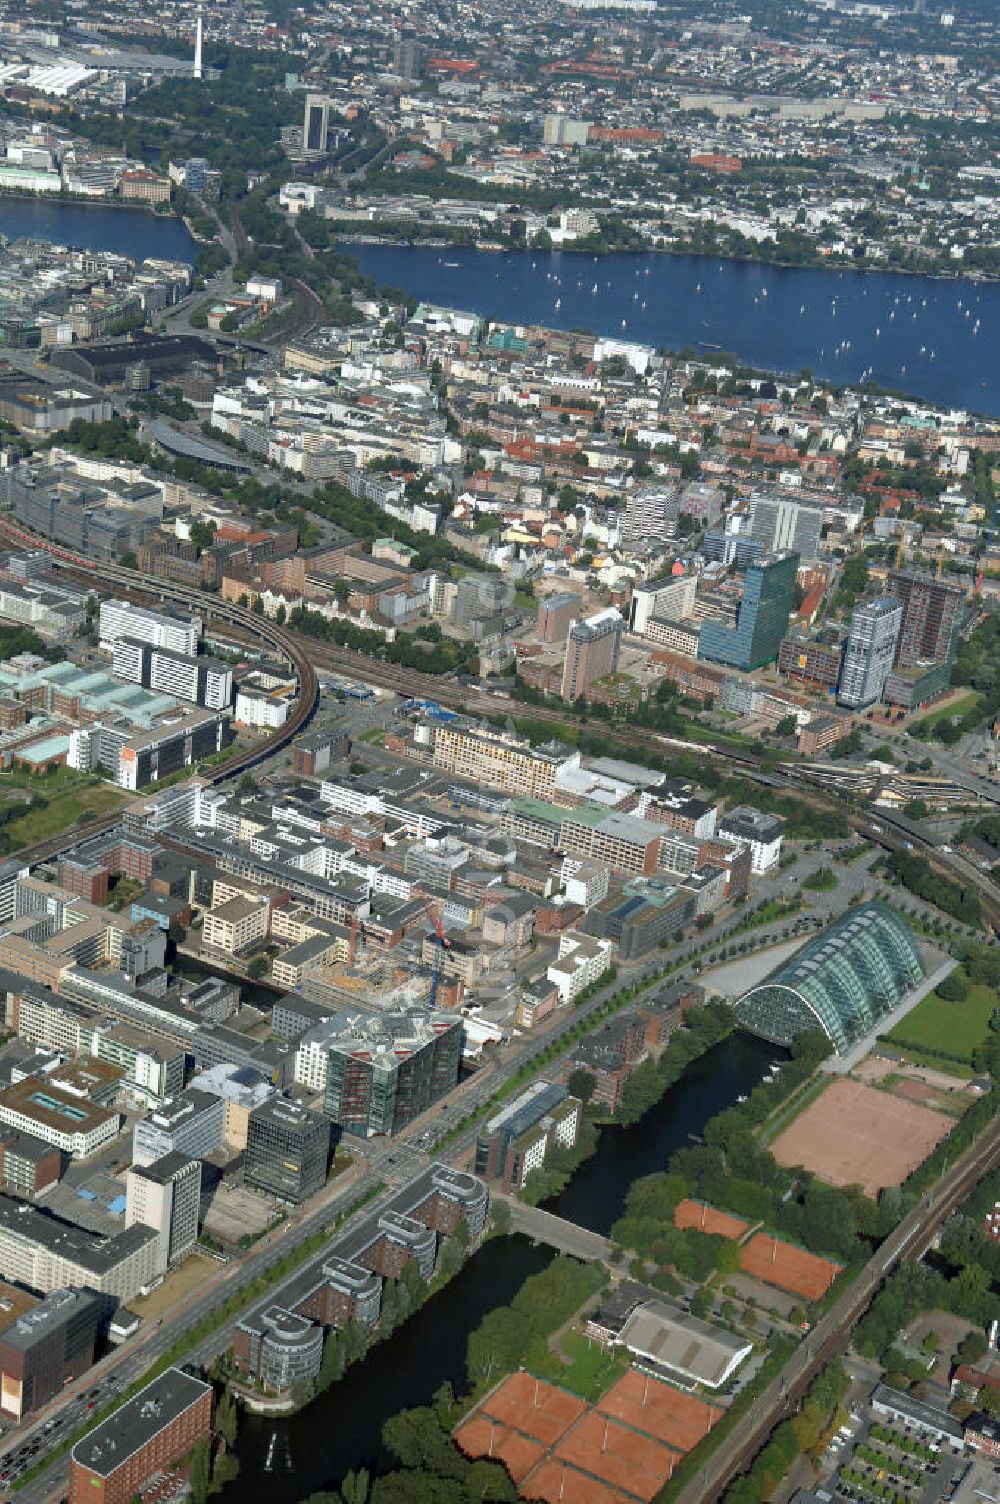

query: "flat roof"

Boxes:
[618, 1299, 752, 1388]
[71, 1368, 212, 1477]
[0, 1076, 116, 1135]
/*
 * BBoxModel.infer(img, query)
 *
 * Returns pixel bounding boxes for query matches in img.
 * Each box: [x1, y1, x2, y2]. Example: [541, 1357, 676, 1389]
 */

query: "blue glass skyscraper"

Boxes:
[698, 551, 799, 671]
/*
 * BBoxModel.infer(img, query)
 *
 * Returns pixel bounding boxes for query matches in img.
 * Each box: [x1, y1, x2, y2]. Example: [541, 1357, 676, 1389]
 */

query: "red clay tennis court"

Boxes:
[770, 1077, 952, 1197]
[739, 1231, 842, 1301]
[673, 1198, 750, 1240]
[454, 1415, 545, 1484]
[524, 1459, 627, 1504]
[478, 1372, 587, 1446]
[555, 1411, 677, 1499]
[597, 1370, 723, 1453]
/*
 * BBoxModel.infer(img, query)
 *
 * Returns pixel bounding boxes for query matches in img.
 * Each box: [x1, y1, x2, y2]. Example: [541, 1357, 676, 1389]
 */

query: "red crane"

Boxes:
[420, 895, 451, 1009]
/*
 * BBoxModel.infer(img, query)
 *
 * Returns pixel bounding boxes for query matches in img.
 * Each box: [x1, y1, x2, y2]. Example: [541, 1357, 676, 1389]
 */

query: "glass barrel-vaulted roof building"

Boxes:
[735, 902, 924, 1056]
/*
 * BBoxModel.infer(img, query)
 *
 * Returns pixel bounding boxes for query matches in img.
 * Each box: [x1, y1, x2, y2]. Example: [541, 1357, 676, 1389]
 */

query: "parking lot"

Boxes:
[827, 1411, 967, 1504]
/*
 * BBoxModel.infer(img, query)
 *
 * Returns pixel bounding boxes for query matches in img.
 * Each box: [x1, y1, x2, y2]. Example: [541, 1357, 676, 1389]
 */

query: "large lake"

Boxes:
[348, 242, 999, 416]
[0, 196, 197, 263]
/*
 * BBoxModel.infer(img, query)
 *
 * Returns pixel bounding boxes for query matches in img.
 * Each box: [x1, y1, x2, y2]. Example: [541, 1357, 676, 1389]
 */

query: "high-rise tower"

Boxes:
[193, 6, 204, 80]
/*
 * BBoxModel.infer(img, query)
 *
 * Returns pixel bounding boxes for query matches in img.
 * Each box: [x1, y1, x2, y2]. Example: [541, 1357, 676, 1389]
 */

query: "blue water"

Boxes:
[347, 242, 999, 415]
[0, 197, 197, 263]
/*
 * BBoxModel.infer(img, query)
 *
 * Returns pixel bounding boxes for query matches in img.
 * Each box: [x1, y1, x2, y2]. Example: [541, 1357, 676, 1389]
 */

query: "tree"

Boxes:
[958, 1331, 989, 1366]
[774, 715, 798, 739]
[246, 954, 270, 980]
[215, 1389, 239, 1448]
[188, 1438, 212, 1504]
[937, 970, 968, 1002]
[567, 1068, 597, 1104]
[341, 1469, 370, 1504]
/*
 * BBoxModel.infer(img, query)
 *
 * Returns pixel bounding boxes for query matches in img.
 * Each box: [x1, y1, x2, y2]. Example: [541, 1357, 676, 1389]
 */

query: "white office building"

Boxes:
[99, 600, 201, 657]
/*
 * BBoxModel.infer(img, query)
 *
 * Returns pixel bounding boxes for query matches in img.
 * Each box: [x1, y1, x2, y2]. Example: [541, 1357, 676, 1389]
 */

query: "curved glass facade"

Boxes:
[735, 902, 924, 1055]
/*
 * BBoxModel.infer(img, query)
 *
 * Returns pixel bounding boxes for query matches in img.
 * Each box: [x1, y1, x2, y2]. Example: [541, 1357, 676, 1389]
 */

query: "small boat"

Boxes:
[443, 261, 459, 268]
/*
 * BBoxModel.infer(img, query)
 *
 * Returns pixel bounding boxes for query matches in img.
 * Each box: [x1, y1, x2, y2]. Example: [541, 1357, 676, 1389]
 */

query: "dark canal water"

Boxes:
[346, 241, 1000, 415]
[172, 952, 281, 1011]
[0, 197, 197, 263]
[222, 1031, 773, 1504]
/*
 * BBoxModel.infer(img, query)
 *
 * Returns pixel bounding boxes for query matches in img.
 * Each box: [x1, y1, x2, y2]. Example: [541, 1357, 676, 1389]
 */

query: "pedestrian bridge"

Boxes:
[505, 1200, 614, 1263]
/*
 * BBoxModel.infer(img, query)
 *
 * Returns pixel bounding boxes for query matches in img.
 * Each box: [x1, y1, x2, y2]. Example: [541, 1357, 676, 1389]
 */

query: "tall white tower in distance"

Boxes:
[193, 6, 204, 80]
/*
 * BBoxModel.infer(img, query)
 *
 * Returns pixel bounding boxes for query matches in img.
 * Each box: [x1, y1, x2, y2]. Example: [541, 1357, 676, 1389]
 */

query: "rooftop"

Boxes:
[71, 1368, 212, 1477]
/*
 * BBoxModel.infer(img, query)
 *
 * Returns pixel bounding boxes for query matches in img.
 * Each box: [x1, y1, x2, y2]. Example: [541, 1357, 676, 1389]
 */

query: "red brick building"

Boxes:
[69, 1370, 212, 1504]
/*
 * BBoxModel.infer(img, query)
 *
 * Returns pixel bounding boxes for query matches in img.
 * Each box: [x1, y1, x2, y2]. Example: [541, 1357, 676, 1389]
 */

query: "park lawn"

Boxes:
[557, 1330, 628, 1400]
[2, 782, 130, 851]
[911, 692, 982, 732]
[884, 981, 996, 1069]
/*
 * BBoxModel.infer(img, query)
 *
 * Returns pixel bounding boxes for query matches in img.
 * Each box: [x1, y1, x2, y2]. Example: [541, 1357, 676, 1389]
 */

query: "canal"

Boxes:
[221, 1030, 773, 1503]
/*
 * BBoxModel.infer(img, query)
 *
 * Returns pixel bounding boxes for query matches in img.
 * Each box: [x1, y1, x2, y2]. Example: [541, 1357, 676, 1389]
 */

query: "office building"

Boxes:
[561, 607, 623, 702]
[432, 723, 575, 800]
[98, 600, 200, 657]
[749, 491, 823, 559]
[190, 1062, 276, 1149]
[547, 931, 614, 1003]
[629, 573, 696, 636]
[536, 591, 580, 644]
[302, 94, 329, 153]
[233, 1304, 323, 1393]
[245, 1098, 330, 1204]
[125, 1153, 200, 1271]
[0, 1193, 160, 1302]
[838, 596, 903, 709]
[69, 1369, 213, 1504]
[132, 1089, 225, 1167]
[0, 1127, 61, 1196]
[0, 1078, 119, 1158]
[475, 1081, 581, 1190]
[318, 1008, 464, 1138]
[718, 806, 783, 873]
[111, 640, 232, 710]
[0, 1287, 103, 1421]
[698, 552, 798, 671]
[887, 570, 965, 667]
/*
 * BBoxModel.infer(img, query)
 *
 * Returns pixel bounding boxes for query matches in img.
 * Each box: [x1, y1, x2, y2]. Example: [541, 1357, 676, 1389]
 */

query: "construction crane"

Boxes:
[420, 895, 451, 1009]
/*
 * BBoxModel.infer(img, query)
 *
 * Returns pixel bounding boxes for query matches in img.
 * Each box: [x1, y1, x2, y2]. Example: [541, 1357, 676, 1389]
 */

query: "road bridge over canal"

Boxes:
[505, 1200, 613, 1264]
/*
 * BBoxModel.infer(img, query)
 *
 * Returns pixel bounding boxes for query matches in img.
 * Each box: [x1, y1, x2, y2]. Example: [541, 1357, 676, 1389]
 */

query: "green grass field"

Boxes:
[0, 781, 130, 854]
[910, 692, 982, 732]
[884, 980, 996, 1071]
[557, 1330, 627, 1400]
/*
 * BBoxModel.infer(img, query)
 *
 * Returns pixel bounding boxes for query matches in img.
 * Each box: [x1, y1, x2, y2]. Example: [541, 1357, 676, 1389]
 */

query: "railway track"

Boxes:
[0, 520, 318, 863]
[675, 1116, 1000, 1504]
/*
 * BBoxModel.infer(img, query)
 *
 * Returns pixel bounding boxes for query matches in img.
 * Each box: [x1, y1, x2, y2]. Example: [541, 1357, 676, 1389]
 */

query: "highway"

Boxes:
[674, 1114, 1000, 1504]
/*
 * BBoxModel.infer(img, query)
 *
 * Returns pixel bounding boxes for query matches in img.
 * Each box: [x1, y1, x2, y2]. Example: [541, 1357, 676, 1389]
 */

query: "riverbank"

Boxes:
[335, 228, 998, 286]
[0, 195, 197, 263]
[345, 241, 1000, 414]
[217, 1029, 773, 1504]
